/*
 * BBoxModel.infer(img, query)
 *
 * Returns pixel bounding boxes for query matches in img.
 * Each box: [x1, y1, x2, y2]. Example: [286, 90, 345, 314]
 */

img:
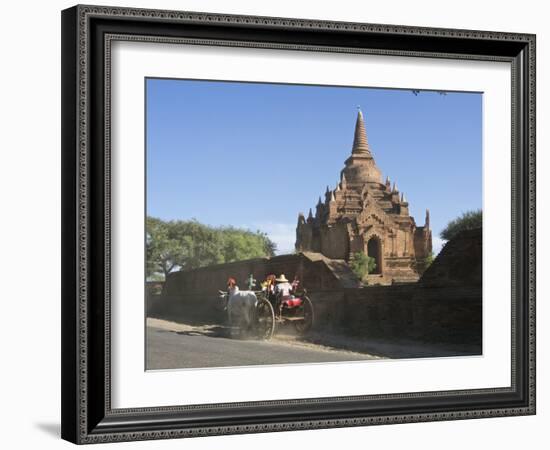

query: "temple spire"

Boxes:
[341, 172, 347, 189]
[352, 107, 371, 156]
[425, 209, 430, 229]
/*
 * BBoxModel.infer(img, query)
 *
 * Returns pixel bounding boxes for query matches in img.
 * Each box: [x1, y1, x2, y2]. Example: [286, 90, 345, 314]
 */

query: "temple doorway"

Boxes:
[367, 237, 382, 274]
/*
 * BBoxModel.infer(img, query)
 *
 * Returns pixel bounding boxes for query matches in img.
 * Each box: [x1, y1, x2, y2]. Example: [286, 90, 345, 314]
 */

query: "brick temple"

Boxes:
[295, 109, 432, 284]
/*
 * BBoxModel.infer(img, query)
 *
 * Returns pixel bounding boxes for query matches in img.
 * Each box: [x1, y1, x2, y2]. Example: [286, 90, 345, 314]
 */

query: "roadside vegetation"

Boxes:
[440, 209, 482, 241]
[146, 217, 276, 280]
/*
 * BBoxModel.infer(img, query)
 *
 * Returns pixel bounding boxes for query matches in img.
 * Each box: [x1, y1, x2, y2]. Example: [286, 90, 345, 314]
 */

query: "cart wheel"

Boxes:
[256, 297, 275, 340]
[294, 296, 314, 334]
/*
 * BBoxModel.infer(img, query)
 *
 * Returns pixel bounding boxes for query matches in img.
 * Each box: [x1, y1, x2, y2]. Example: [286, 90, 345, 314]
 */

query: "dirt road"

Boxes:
[146, 318, 383, 369]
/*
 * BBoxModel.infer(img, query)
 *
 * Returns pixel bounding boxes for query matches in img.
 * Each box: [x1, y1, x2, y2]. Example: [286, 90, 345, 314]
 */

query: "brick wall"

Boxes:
[150, 283, 481, 347]
[309, 285, 481, 346]
[152, 252, 350, 322]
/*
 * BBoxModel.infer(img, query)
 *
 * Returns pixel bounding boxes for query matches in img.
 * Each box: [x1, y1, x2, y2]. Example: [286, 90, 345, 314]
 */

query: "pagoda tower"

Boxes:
[295, 108, 432, 284]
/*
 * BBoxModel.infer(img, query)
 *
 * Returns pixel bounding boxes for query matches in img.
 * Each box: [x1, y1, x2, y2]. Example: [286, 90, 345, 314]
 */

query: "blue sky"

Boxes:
[146, 78, 482, 255]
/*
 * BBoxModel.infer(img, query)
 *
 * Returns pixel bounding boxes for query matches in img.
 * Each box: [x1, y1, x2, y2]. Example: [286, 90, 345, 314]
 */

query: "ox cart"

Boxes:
[219, 286, 314, 340]
[255, 288, 315, 340]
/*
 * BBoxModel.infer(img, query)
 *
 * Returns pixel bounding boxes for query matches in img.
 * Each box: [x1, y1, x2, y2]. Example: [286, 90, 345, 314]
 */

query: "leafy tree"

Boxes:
[440, 209, 482, 241]
[350, 252, 377, 281]
[146, 217, 277, 279]
[146, 217, 190, 279]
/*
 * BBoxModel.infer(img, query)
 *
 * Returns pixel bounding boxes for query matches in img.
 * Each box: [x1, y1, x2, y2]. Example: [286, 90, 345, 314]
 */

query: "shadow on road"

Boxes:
[149, 313, 222, 327]
[269, 323, 480, 359]
[174, 325, 229, 339]
[298, 332, 481, 359]
[150, 318, 272, 342]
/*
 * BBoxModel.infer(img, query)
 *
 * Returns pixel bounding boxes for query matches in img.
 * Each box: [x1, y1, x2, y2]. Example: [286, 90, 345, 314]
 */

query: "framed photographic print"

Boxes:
[61, 4, 536, 444]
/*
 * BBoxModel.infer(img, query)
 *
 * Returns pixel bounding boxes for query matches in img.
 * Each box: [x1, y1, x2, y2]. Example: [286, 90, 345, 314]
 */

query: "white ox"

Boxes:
[220, 286, 258, 337]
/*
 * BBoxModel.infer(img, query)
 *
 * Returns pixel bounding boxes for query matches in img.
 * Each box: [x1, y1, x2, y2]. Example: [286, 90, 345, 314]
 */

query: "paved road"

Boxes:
[146, 319, 378, 370]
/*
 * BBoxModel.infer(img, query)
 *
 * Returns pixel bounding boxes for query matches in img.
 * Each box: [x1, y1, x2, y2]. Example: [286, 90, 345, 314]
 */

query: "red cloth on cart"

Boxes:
[282, 297, 303, 308]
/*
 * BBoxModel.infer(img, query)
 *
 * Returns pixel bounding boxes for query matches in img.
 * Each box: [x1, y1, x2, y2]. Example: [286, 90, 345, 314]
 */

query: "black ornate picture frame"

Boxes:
[61, 4, 536, 444]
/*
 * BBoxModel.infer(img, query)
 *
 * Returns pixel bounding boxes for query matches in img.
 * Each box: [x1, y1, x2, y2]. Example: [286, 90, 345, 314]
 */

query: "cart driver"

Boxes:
[274, 274, 293, 300]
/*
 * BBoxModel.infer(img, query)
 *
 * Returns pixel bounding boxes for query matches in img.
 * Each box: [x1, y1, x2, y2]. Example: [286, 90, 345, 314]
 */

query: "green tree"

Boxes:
[146, 217, 277, 279]
[440, 209, 482, 241]
[146, 217, 190, 279]
[350, 252, 377, 280]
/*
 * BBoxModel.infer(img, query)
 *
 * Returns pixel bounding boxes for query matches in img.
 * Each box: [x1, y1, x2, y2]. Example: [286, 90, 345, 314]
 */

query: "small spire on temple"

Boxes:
[330, 191, 336, 202]
[335, 182, 341, 192]
[392, 182, 398, 192]
[401, 193, 407, 203]
[308, 208, 313, 220]
[325, 185, 330, 195]
[315, 199, 322, 218]
[341, 172, 347, 188]
[425, 209, 430, 228]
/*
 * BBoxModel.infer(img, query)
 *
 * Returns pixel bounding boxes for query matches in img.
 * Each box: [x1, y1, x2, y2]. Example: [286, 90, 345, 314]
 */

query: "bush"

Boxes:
[350, 252, 377, 280]
[440, 210, 482, 241]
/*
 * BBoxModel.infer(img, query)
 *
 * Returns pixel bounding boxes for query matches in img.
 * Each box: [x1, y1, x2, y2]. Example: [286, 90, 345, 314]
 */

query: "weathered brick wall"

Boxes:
[150, 284, 481, 347]
[420, 228, 482, 287]
[319, 222, 349, 260]
[162, 257, 269, 297]
[161, 253, 346, 299]
[151, 253, 348, 322]
[309, 285, 481, 346]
